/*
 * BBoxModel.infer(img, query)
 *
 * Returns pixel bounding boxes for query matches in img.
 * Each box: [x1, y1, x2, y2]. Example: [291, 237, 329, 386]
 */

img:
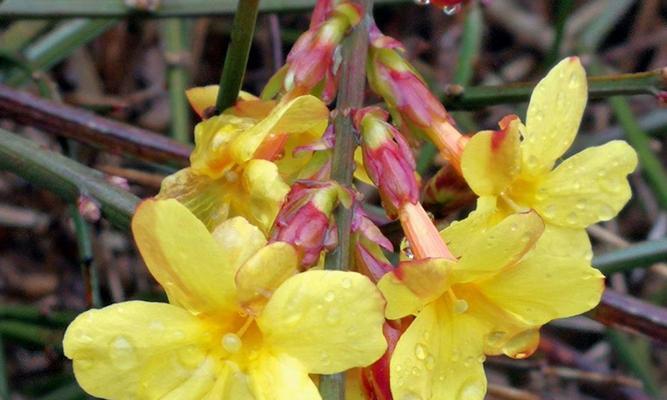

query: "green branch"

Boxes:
[594, 238, 667, 275]
[216, 0, 260, 113]
[0, 128, 139, 231]
[162, 18, 192, 143]
[441, 69, 667, 110]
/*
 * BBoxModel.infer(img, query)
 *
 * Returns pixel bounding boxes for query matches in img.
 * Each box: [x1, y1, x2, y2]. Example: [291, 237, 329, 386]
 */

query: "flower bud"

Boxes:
[355, 106, 419, 218]
[351, 204, 394, 283]
[271, 180, 351, 268]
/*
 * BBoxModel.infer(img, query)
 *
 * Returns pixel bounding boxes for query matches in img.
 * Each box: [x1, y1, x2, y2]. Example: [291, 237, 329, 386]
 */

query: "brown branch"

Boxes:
[0, 83, 191, 166]
[593, 289, 667, 343]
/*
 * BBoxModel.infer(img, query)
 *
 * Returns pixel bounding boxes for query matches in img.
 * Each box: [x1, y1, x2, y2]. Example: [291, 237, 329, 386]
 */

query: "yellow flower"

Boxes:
[378, 211, 604, 399]
[63, 199, 387, 399]
[159, 87, 329, 233]
[460, 57, 637, 234]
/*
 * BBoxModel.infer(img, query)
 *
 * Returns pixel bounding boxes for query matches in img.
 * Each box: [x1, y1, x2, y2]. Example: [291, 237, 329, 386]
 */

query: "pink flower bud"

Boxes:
[351, 204, 393, 282]
[356, 106, 419, 218]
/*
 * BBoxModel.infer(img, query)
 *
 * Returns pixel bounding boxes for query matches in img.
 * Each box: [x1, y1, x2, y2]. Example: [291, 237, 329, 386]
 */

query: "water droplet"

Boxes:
[485, 330, 507, 347]
[414, 343, 427, 360]
[326, 308, 340, 324]
[542, 204, 557, 219]
[222, 333, 242, 354]
[503, 329, 539, 359]
[324, 291, 336, 302]
[442, 4, 462, 15]
[76, 330, 94, 344]
[576, 198, 587, 210]
[404, 246, 414, 260]
[566, 212, 578, 225]
[458, 379, 485, 399]
[149, 320, 165, 331]
[109, 336, 137, 370]
[425, 355, 435, 370]
[509, 223, 518, 232]
[411, 366, 421, 376]
[569, 72, 580, 88]
[413, 0, 430, 5]
[454, 299, 469, 314]
[341, 278, 352, 289]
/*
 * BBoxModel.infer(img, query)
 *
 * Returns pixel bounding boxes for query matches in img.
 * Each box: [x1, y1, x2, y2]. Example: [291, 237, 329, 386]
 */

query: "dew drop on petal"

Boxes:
[222, 333, 242, 354]
[324, 291, 336, 302]
[454, 299, 469, 314]
[485, 330, 507, 347]
[414, 343, 427, 360]
[503, 329, 539, 359]
[425, 355, 435, 370]
[109, 336, 137, 370]
[566, 212, 578, 225]
[458, 379, 485, 399]
[341, 278, 352, 289]
[149, 320, 165, 332]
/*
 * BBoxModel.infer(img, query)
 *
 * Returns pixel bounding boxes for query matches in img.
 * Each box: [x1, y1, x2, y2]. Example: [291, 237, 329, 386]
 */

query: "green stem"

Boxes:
[4, 19, 118, 87]
[594, 238, 667, 275]
[544, 0, 573, 68]
[0, 128, 139, 231]
[37, 381, 86, 400]
[0, 305, 75, 328]
[0, 0, 404, 18]
[0, 320, 62, 349]
[0, 20, 51, 53]
[606, 330, 660, 397]
[441, 69, 667, 110]
[69, 204, 102, 308]
[0, 335, 8, 399]
[163, 18, 192, 143]
[320, 1, 372, 399]
[216, 0, 260, 113]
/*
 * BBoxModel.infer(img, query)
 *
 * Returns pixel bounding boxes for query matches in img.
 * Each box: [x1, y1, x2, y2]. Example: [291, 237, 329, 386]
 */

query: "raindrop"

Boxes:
[425, 355, 435, 370]
[503, 329, 539, 359]
[569, 73, 580, 88]
[404, 246, 414, 260]
[458, 379, 485, 399]
[509, 223, 518, 232]
[109, 336, 138, 370]
[414, 343, 428, 360]
[341, 278, 352, 289]
[576, 198, 587, 210]
[566, 212, 578, 225]
[442, 4, 462, 15]
[222, 333, 242, 354]
[454, 299, 469, 314]
[324, 291, 336, 302]
[149, 320, 165, 332]
[76, 331, 94, 345]
[542, 204, 557, 219]
[413, 0, 430, 5]
[485, 331, 506, 347]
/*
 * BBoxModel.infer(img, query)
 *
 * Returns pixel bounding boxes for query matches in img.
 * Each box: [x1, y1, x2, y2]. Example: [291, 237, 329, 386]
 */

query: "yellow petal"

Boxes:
[157, 167, 230, 231]
[211, 216, 268, 266]
[186, 85, 219, 118]
[258, 270, 387, 374]
[242, 159, 290, 203]
[478, 225, 604, 326]
[439, 197, 497, 258]
[378, 271, 428, 320]
[390, 299, 487, 400]
[249, 352, 320, 400]
[393, 258, 452, 303]
[533, 140, 638, 228]
[236, 242, 299, 315]
[453, 211, 545, 282]
[132, 199, 239, 317]
[229, 95, 329, 165]
[522, 57, 588, 174]
[63, 301, 214, 399]
[461, 117, 521, 196]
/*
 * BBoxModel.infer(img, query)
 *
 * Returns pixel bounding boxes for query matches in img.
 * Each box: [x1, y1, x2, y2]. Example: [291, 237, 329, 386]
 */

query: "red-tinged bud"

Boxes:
[271, 181, 351, 268]
[263, 1, 363, 103]
[367, 24, 467, 170]
[356, 106, 419, 218]
[361, 322, 402, 400]
[352, 204, 394, 283]
[422, 163, 476, 214]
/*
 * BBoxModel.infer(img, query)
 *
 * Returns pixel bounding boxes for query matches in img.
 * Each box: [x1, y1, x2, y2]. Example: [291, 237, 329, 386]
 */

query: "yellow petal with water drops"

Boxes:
[63, 301, 213, 399]
[378, 271, 429, 320]
[478, 225, 604, 327]
[258, 270, 387, 374]
[389, 299, 488, 400]
[249, 352, 320, 400]
[132, 199, 238, 316]
[461, 117, 521, 196]
[229, 95, 329, 165]
[236, 242, 299, 315]
[211, 216, 267, 268]
[439, 196, 497, 258]
[533, 140, 638, 228]
[522, 57, 588, 175]
[186, 85, 219, 118]
[393, 258, 452, 303]
[454, 211, 545, 283]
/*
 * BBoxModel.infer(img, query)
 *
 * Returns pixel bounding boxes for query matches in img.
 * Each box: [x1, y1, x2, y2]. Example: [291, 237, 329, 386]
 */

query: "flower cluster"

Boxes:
[63, 2, 638, 400]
